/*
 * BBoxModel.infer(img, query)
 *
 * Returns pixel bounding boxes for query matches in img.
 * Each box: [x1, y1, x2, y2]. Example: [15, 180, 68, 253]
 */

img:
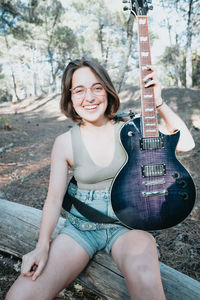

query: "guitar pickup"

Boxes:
[140, 137, 164, 150]
[142, 164, 166, 177]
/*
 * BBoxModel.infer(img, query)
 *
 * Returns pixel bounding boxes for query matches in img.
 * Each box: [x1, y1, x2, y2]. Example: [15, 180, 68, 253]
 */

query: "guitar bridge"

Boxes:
[142, 164, 166, 177]
[142, 178, 166, 186]
[140, 137, 164, 150]
[141, 190, 168, 197]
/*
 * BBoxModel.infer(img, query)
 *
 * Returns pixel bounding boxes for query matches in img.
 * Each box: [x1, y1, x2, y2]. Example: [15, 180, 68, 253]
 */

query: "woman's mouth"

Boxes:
[83, 105, 98, 110]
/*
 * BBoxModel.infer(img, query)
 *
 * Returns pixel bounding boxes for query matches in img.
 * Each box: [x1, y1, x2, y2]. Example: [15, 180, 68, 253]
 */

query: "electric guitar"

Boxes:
[111, 0, 196, 231]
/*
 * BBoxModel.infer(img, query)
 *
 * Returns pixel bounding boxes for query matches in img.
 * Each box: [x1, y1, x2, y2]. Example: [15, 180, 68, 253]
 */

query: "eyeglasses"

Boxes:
[70, 83, 106, 99]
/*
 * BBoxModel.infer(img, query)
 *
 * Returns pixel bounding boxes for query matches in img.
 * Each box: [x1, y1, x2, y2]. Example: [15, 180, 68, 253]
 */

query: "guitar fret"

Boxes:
[145, 123, 156, 127]
[144, 94, 153, 98]
[141, 52, 149, 57]
[140, 36, 148, 42]
[144, 108, 154, 112]
[145, 129, 157, 133]
[144, 116, 155, 120]
[141, 66, 148, 70]
[139, 19, 146, 25]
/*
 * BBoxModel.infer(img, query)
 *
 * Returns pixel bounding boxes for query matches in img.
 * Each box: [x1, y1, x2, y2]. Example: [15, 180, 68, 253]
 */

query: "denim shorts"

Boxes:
[60, 183, 130, 258]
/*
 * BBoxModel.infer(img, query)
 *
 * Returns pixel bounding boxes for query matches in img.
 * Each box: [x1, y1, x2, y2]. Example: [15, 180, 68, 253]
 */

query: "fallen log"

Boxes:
[0, 199, 200, 300]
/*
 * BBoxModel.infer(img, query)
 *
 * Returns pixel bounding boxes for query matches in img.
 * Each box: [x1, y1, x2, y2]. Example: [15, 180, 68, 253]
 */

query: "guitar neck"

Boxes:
[137, 15, 159, 138]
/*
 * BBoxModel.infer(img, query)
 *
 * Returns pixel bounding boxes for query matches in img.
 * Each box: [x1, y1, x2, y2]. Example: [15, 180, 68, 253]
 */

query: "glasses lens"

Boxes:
[91, 84, 105, 96]
[73, 87, 85, 98]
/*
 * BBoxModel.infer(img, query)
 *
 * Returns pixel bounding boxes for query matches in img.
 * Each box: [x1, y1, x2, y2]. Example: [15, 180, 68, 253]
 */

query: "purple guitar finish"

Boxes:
[111, 2, 196, 230]
[111, 117, 196, 230]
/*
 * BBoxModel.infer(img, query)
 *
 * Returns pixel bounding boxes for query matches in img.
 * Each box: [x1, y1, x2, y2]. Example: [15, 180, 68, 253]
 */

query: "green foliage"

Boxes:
[0, 116, 10, 123]
[0, 89, 12, 103]
[161, 46, 185, 86]
[52, 26, 77, 52]
[0, 0, 199, 101]
[0, 0, 43, 36]
[158, 0, 200, 87]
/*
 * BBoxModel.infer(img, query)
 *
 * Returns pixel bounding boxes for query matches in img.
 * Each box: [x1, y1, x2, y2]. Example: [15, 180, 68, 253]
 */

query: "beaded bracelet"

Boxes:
[156, 98, 164, 109]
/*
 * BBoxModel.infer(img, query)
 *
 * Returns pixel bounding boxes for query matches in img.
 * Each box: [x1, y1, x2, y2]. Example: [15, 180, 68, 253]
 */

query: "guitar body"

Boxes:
[111, 117, 196, 230]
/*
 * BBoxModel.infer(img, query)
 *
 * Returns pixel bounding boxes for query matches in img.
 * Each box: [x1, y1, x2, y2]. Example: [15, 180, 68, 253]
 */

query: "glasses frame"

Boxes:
[70, 83, 106, 99]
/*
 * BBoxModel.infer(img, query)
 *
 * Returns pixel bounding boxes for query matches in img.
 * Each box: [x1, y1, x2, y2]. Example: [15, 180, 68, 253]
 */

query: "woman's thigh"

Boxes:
[111, 229, 159, 274]
[6, 234, 90, 300]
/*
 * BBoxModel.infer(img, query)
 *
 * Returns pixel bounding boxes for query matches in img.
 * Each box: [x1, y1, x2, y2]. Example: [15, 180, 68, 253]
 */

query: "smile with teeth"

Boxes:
[84, 104, 98, 110]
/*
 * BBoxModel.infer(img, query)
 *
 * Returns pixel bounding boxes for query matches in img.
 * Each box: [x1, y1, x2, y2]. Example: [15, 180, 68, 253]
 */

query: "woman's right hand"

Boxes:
[21, 245, 49, 281]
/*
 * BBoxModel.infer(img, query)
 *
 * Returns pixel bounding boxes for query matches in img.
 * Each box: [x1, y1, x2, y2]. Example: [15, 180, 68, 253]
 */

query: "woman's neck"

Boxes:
[80, 117, 112, 130]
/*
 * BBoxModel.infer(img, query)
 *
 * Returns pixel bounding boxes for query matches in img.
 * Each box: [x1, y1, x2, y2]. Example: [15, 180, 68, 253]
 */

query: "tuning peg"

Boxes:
[148, 5, 153, 10]
[122, 0, 130, 3]
[123, 6, 130, 11]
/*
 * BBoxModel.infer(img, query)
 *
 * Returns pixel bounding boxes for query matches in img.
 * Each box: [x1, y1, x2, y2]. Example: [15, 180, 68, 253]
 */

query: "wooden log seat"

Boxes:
[0, 199, 200, 300]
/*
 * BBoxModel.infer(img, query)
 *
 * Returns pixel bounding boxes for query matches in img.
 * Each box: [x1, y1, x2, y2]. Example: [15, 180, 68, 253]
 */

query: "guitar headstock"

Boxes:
[122, 0, 153, 16]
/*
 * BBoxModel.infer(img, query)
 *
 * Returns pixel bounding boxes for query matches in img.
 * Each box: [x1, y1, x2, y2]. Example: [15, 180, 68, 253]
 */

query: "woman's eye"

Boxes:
[75, 88, 84, 94]
[95, 85, 103, 91]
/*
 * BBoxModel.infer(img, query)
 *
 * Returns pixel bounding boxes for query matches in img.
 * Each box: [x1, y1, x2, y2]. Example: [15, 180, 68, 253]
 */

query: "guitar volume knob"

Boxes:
[177, 180, 187, 188]
[179, 192, 188, 200]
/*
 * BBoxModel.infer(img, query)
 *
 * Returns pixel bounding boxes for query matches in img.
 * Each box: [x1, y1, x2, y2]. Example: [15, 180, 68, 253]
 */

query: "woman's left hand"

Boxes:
[143, 65, 163, 108]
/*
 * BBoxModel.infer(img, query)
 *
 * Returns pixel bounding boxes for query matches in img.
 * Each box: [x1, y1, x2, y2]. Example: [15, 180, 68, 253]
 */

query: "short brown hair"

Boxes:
[60, 58, 120, 122]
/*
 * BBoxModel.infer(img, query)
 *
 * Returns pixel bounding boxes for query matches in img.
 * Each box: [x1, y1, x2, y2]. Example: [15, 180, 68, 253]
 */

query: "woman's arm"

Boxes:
[156, 103, 195, 152]
[21, 132, 73, 280]
[143, 66, 195, 152]
[37, 134, 69, 249]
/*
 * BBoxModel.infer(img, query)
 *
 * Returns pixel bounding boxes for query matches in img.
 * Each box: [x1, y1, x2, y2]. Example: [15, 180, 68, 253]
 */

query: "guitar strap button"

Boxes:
[128, 131, 134, 136]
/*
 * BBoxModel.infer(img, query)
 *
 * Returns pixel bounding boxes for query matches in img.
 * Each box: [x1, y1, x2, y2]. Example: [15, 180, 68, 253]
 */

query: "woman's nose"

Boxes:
[85, 88, 95, 101]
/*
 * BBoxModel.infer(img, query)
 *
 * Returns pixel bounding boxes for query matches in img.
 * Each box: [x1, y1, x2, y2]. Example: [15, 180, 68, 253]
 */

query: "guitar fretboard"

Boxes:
[137, 16, 159, 138]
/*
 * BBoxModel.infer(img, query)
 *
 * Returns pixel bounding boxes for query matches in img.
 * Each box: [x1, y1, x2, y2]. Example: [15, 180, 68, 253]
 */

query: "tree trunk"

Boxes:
[117, 13, 135, 93]
[10, 66, 20, 102]
[186, 46, 193, 88]
[98, 23, 105, 60]
[185, 0, 193, 88]
[4, 36, 20, 102]
[164, 5, 182, 87]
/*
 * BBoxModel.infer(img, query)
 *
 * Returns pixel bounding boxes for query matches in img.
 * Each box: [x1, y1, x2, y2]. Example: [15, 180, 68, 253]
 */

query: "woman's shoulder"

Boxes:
[53, 128, 73, 155]
[51, 129, 74, 166]
[55, 129, 71, 145]
[54, 123, 78, 142]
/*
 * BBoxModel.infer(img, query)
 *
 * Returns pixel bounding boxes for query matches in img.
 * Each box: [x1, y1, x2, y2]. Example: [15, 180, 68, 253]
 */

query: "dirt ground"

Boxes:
[0, 87, 200, 299]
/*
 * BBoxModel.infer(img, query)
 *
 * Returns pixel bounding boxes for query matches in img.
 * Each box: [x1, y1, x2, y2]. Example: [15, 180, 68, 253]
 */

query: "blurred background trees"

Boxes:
[0, 0, 199, 103]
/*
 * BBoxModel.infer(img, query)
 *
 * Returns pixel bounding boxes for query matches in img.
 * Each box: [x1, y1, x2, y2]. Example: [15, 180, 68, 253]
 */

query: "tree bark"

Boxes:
[117, 13, 135, 93]
[4, 36, 20, 102]
[185, 0, 193, 88]
[1, 199, 200, 300]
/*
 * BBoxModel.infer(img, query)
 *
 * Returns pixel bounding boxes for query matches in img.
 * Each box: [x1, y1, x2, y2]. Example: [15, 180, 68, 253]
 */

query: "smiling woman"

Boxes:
[6, 57, 195, 300]
[60, 59, 120, 122]
[69, 67, 108, 125]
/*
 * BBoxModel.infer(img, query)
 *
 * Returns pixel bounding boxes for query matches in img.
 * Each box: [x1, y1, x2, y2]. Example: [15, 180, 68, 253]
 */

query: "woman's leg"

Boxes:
[111, 230, 166, 300]
[6, 234, 90, 300]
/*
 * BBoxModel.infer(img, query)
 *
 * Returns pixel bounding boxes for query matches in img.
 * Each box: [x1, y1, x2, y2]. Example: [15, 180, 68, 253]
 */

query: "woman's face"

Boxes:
[71, 67, 108, 125]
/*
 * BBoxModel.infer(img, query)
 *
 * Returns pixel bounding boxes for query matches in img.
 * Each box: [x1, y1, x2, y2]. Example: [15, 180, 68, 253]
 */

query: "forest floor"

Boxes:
[0, 86, 200, 299]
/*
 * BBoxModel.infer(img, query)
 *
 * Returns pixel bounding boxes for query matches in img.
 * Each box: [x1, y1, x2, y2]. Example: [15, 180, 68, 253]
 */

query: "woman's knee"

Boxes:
[6, 277, 36, 300]
[112, 230, 158, 271]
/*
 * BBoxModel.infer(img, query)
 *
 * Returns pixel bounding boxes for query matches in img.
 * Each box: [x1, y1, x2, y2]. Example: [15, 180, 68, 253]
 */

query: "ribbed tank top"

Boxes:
[70, 121, 126, 190]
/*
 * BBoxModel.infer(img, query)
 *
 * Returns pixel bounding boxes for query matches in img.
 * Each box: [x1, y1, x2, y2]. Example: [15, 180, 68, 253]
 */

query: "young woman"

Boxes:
[6, 58, 195, 300]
